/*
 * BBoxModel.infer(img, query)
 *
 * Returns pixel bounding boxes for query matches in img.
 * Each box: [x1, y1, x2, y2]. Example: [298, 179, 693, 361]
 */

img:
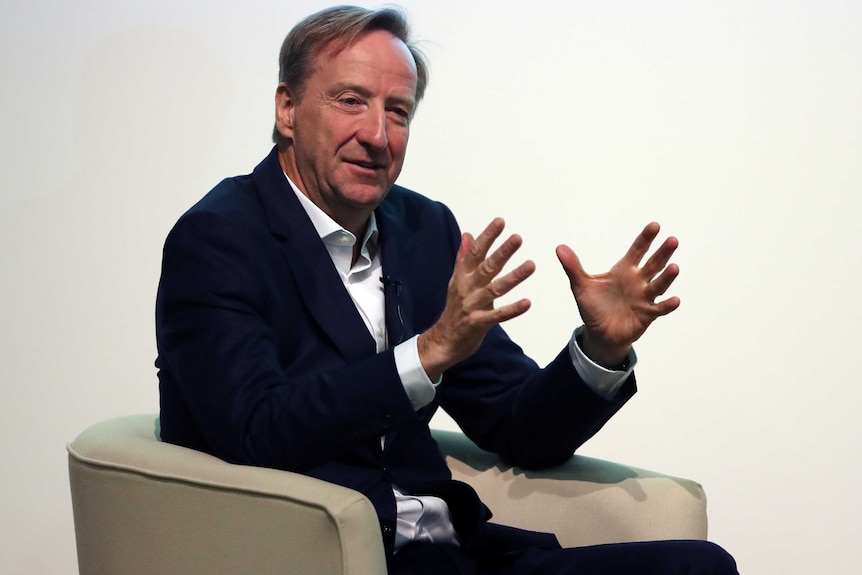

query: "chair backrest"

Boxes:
[431, 428, 709, 547]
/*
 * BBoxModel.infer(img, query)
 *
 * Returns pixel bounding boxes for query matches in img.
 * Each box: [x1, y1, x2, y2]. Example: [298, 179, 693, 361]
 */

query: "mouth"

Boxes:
[347, 159, 384, 171]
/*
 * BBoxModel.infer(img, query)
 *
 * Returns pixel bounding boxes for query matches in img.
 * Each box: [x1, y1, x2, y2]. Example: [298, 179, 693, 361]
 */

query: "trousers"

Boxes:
[389, 539, 738, 575]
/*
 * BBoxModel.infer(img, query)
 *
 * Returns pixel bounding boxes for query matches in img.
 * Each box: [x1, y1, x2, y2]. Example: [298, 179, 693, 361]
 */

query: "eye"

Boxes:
[333, 92, 366, 110]
[388, 107, 411, 125]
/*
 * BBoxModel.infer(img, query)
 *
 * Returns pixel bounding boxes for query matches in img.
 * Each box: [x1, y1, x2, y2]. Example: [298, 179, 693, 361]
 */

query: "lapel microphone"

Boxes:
[379, 275, 402, 295]
[380, 275, 404, 344]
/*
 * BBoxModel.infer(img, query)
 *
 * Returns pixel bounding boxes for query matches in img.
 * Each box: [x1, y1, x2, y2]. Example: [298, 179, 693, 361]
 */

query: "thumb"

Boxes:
[555, 244, 588, 288]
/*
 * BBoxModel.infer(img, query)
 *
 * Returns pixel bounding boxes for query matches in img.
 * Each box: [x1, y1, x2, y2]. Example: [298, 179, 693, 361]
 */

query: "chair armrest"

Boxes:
[432, 429, 708, 548]
[67, 414, 386, 575]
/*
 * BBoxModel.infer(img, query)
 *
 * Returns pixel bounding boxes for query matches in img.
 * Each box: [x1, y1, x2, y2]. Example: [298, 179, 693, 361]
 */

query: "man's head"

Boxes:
[273, 6, 428, 147]
[273, 5, 428, 235]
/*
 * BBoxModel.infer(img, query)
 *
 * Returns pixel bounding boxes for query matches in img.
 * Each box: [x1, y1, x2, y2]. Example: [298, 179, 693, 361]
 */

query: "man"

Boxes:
[156, 6, 737, 574]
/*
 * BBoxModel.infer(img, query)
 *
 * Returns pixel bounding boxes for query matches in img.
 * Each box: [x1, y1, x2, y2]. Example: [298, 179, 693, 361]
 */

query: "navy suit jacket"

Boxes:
[156, 147, 635, 556]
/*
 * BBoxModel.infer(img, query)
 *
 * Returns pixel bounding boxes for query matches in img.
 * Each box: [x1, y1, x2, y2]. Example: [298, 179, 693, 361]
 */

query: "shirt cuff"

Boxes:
[568, 326, 637, 400]
[394, 335, 439, 410]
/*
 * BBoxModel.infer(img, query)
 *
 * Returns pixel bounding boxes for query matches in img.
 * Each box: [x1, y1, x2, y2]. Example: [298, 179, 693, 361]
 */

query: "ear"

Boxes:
[274, 82, 296, 140]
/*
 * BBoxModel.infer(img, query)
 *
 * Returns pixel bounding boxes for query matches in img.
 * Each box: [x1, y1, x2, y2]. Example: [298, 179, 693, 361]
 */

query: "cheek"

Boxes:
[304, 112, 351, 152]
[389, 129, 410, 159]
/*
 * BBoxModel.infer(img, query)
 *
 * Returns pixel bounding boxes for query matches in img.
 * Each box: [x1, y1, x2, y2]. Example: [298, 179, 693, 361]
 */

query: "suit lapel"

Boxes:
[251, 148, 376, 363]
[376, 198, 416, 344]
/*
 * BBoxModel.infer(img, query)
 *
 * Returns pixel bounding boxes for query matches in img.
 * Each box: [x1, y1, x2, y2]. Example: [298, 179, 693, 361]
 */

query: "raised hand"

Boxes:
[555, 222, 680, 368]
[418, 218, 535, 380]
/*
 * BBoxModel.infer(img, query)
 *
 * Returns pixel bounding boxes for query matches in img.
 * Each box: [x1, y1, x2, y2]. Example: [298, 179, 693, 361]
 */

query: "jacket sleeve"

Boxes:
[439, 330, 636, 469]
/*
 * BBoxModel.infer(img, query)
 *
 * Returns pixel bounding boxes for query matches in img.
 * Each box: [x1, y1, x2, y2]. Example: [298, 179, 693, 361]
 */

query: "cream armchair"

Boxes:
[67, 414, 707, 575]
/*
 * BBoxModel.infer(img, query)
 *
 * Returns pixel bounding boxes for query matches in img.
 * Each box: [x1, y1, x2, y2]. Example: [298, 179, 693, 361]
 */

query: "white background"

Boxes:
[2, 1, 861, 573]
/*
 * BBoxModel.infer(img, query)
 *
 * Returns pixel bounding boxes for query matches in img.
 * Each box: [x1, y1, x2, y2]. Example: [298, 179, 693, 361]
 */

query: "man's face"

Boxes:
[276, 30, 418, 233]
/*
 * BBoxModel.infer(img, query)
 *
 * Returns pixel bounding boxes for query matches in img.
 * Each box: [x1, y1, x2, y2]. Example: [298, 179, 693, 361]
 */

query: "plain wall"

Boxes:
[2, 1, 860, 573]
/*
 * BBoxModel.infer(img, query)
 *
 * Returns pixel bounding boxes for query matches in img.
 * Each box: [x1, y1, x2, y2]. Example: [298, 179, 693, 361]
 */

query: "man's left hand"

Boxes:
[556, 222, 680, 368]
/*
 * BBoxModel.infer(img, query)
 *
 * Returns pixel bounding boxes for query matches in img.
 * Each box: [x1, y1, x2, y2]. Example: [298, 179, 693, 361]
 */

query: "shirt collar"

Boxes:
[284, 173, 379, 260]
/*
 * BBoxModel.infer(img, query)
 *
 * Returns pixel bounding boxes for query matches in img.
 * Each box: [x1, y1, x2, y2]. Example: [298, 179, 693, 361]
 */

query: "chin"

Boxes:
[338, 181, 392, 205]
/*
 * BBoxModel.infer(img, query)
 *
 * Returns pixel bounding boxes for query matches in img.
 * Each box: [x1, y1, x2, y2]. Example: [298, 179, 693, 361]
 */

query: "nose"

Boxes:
[356, 106, 388, 151]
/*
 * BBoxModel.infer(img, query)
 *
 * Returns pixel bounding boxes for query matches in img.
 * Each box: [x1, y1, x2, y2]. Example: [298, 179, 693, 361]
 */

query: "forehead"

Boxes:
[310, 29, 418, 97]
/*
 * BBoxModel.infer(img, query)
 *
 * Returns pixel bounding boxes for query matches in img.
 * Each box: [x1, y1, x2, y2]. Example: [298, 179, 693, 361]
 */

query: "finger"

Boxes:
[622, 222, 661, 266]
[484, 259, 536, 301]
[650, 295, 681, 317]
[555, 244, 589, 288]
[641, 236, 679, 280]
[463, 218, 506, 270]
[455, 233, 474, 266]
[474, 233, 524, 285]
[489, 297, 532, 324]
[646, 263, 680, 300]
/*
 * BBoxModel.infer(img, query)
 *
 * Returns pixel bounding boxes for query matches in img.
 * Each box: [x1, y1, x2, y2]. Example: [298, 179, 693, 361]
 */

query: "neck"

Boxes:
[278, 148, 371, 238]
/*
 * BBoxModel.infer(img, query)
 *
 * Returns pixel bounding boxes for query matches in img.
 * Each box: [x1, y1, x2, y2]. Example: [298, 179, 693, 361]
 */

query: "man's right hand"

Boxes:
[417, 218, 535, 381]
